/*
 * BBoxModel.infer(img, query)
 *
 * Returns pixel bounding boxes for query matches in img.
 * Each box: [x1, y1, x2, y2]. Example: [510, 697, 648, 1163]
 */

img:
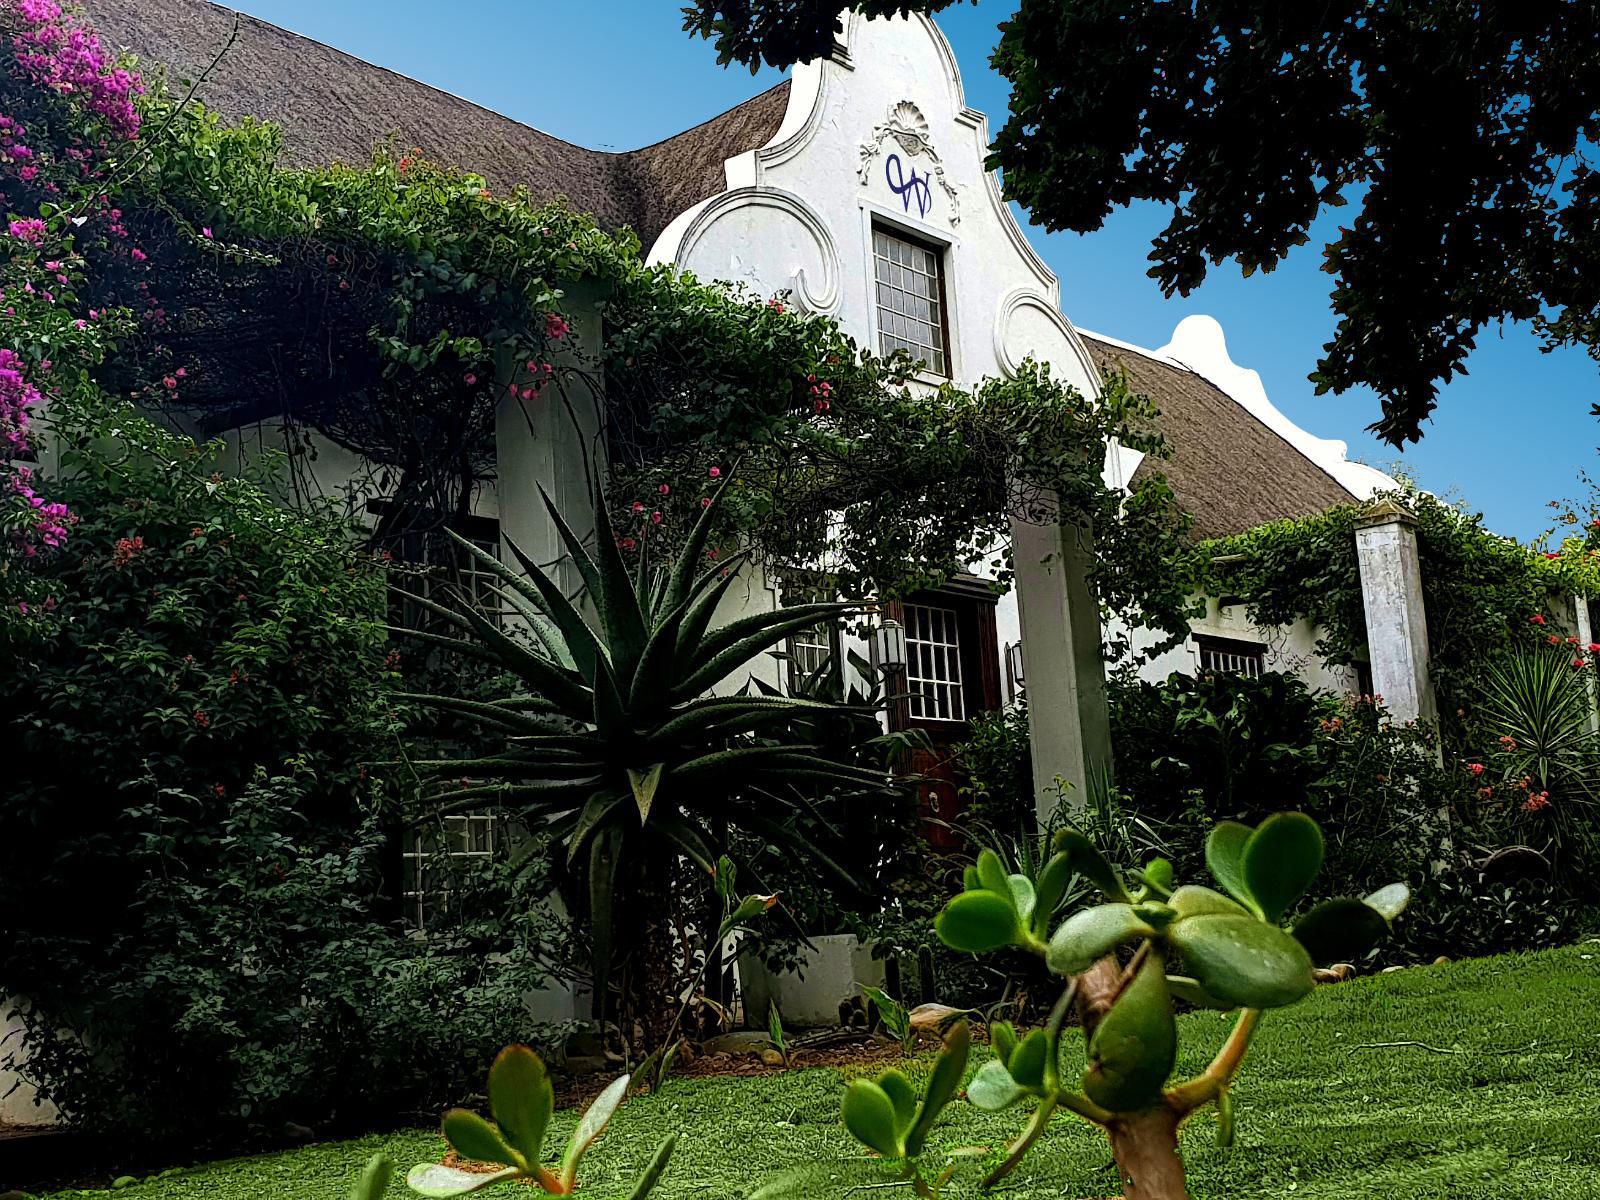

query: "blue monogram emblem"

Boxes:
[885, 152, 933, 219]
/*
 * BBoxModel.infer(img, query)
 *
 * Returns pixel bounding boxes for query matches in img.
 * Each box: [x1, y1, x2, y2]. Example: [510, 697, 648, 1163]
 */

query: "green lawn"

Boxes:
[39, 943, 1600, 1200]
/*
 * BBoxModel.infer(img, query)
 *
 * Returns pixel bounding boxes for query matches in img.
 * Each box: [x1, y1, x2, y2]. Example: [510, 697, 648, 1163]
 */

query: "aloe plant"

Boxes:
[400, 472, 900, 1028]
[405, 1045, 674, 1198]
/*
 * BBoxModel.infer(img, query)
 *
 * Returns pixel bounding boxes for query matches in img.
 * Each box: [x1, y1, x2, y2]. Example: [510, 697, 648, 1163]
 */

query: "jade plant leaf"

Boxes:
[624, 1134, 678, 1200]
[989, 1020, 1018, 1065]
[559, 1074, 630, 1187]
[1007, 1029, 1050, 1090]
[974, 849, 1012, 899]
[907, 1020, 969, 1155]
[440, 1109, 523, 1170]
[1165, 974, 1230, 1010]
[1082, 953, 1177, 1112]
[350, 1155, 393, 1200]
[405, 1164, 522, 1197]
[842, 1079, 905, 1158]
[1167, 914, 1315, 1009]
[1204, 822, 1256, 914]
[965, 1059, 1026, 1111]
[487, 1044, 552, 1166]
[1031, 852, 1074, 937]
[876, 1069, 918, 1130]
[1241, 812, 1325, 923]
[936, 890, 1021, 953]
[1046, 903, 1157, 976]
[1169, 885, 1250, 920]
[1291, 897, 1391, 965]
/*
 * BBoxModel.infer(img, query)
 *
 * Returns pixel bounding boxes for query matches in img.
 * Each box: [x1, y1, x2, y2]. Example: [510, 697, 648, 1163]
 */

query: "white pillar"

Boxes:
[1011, 513, 1113, 822]
[1354, 499, 1437, 732]
[1574, 594, 1600, 735]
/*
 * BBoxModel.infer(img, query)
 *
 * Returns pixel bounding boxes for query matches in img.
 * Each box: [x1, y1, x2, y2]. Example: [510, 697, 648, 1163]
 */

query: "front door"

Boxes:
[887, 583, 1002, 848]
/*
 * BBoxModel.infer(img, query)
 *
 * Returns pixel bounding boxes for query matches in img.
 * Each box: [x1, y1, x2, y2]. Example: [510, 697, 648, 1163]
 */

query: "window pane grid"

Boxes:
[874, 228, 946, 375]
[1197, 638, 1265, 678]
[403, 812, 498, 929]
[904, 603, 964, 721]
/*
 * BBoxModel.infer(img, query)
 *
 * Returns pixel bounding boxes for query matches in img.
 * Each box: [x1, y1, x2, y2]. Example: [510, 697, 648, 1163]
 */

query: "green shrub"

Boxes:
[0, 402, 571, 1143]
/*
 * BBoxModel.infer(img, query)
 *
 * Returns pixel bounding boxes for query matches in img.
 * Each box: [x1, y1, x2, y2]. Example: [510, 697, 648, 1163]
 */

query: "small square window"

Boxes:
[873, 226, 948, 376]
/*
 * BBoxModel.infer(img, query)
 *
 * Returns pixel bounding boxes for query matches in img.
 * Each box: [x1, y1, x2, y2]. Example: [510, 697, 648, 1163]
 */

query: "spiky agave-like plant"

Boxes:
[398, 471, 901, 1027]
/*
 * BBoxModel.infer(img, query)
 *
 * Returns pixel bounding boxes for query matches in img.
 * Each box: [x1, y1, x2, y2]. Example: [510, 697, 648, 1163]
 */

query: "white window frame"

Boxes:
[402, 811, 499, 930]
[904, 601, 966, 722]
[871, 222, 950, 378]
[1196, 636, 1266, 678]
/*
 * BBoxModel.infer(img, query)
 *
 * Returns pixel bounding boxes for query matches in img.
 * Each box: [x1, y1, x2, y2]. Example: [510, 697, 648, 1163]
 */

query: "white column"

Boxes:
[1011, 512, 1113, 822]
[1575, 594, 1600, 735]
[495, 284, 606, 596]
[1354, 499, 1437, 732]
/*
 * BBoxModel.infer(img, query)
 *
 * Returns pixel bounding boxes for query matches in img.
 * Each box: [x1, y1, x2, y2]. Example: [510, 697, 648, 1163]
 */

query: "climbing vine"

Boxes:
[1, 0, 1201, 649]
[1202, 485, 1586, 717]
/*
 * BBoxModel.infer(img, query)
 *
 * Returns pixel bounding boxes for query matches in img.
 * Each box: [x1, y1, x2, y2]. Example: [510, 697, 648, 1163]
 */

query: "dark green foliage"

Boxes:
[682, 1, 962, 71]
[953, 699, 1035, 840]
[0, 403, 570, 1144]
[1108, 669, 1331, 822]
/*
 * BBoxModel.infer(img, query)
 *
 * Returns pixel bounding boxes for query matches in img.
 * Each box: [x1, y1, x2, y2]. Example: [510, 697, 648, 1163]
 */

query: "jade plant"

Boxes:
[784, 813, 1406, 1200]
[405, 1045, 675, 1197]
[841, 1020, 972, 1197]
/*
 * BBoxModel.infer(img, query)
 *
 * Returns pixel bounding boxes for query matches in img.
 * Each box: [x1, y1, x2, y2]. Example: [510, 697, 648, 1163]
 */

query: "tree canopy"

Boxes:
[685, 0, 1600, 445]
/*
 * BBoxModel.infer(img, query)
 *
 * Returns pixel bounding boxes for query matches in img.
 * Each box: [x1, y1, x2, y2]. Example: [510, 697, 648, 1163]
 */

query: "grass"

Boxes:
[37, 942, 1600, 1200]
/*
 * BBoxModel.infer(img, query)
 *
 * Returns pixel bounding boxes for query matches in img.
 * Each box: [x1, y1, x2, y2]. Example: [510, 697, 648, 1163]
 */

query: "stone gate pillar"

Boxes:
[1354, 498, 1438, 741]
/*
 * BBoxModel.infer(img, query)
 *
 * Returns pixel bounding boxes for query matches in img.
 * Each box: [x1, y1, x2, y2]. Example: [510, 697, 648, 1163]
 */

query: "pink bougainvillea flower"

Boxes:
[631, 501, 644, 513]
[1531, 613, 1547, 625]
[201, 227, 212, 238]
[462, 372, 476, 385]
[1549, 634, 1561, 645]
[701, 496, 712, 508]
[708, 466, 721, 479]
[1575, 658, 1588, 669]
[1523, 792, 1552, 813]
[544, 312, 570, 340]
[1468, 762, 1485, 777]
[650, 510, 663, 525]
[658, 483, 670, 496]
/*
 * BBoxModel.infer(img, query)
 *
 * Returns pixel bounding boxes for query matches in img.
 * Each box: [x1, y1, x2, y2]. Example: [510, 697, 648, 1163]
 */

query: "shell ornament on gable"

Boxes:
[857, 100, 961, 224]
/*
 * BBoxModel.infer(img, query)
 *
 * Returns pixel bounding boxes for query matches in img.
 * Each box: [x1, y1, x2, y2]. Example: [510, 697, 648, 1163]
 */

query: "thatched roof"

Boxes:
[1080, 334, 1358, 539]
[81, 0, 791, 250]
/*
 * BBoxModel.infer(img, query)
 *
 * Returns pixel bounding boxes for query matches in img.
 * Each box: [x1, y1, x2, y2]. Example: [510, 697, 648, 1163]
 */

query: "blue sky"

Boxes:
[218, 0, 1597, 542]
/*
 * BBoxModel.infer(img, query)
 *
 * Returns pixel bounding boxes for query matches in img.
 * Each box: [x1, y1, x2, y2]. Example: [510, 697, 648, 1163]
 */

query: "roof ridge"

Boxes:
[1080, 330, 1359, 503]
[623, 79, 792, 159]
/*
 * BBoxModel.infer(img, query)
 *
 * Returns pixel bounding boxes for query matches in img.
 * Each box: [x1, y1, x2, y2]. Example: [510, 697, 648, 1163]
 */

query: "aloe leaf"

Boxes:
[500, 532, 602, 679]
[559, 1074, 630, 1187]
[404, 1164, 521, 1197]
[589, 823, 625, 1025]
[627, 763, 665, 823]
[1241, 812, 1325, 923]
[582, 475, 650, 676]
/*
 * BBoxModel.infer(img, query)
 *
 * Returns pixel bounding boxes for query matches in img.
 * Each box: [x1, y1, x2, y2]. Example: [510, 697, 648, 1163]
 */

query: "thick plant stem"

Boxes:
[1106, 1107, 1189, 1200]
